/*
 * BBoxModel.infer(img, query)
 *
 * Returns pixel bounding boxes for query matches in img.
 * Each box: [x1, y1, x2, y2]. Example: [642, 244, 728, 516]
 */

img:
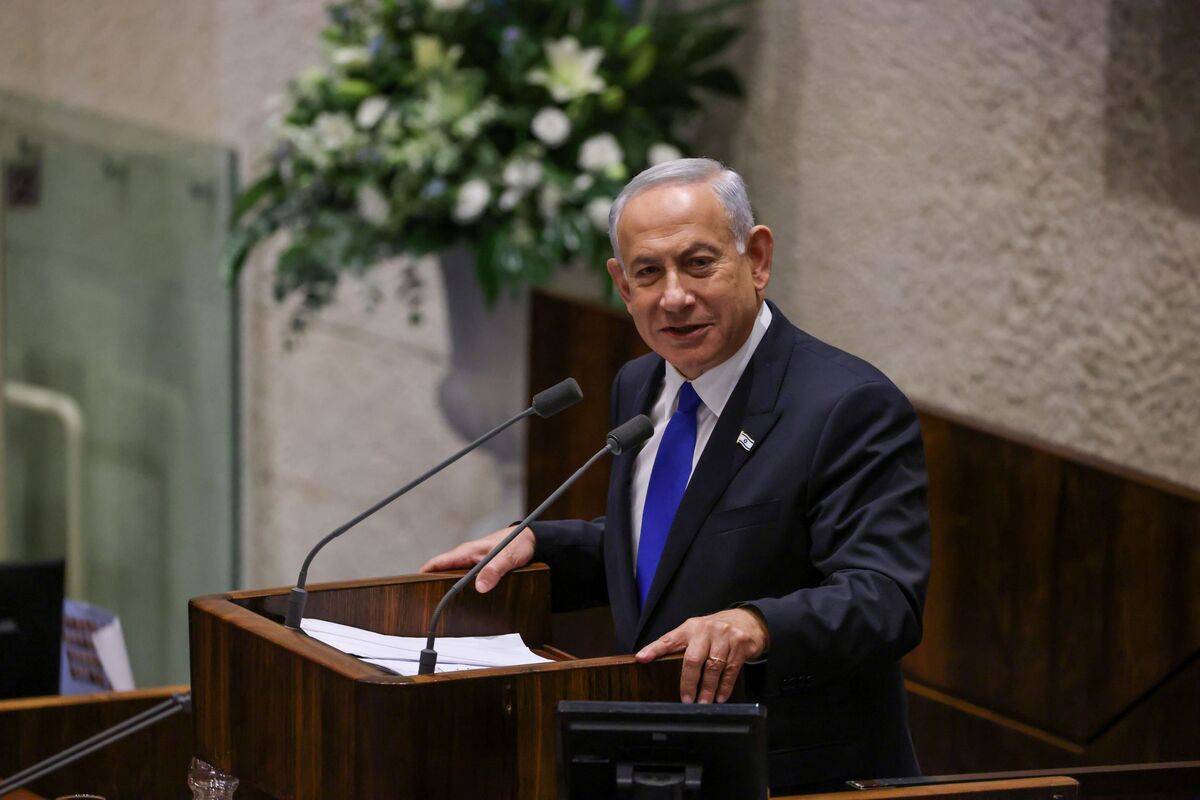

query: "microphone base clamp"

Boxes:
[284, 587, 308, 629]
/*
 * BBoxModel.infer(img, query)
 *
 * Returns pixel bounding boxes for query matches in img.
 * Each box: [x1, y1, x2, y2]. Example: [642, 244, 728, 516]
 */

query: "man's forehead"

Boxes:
[617, 183, 730, 246]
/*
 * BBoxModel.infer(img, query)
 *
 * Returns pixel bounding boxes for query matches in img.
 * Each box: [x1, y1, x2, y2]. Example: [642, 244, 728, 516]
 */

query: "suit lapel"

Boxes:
[634, 306, 793, 640]
[607, 359, 664, 644]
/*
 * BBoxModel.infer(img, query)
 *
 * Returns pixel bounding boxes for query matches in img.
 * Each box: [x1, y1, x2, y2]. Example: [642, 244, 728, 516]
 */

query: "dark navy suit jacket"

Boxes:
[530, 301, 931, 788]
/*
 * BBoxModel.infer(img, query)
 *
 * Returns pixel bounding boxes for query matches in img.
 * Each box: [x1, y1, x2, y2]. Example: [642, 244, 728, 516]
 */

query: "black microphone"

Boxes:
[283, 378, 583, 629]
[418, 414, 653, 674]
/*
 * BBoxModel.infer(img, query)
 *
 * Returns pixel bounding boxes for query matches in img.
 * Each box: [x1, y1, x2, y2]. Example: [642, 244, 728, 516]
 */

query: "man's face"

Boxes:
[607, 183, 773, 379]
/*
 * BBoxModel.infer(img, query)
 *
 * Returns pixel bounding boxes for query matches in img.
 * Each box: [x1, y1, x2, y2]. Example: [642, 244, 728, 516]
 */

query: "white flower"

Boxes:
[295, 67, 327, 97]
[356, 184, 391, 226]
[572, 174, 594, 193]
[538, 184, 563, 218]
[355, 96, 389, 129]
[502, 159, 543, 190]
[527, 37, 606, 103]
[413, 35, 463, 73]
[498, 188, 522, 211]
[647, 143, 683, 166]
[431, 0, 469, 8]
[530, 107, 571, 147]
[331, 46, 370, 69]
[578, 133, 623, 173]
[453, 98, 499, 140]
[453, 178, 491, 223]
[585, 197, 613, 231]
[379, 109, 403, 140]
[314, 112, 358, 152]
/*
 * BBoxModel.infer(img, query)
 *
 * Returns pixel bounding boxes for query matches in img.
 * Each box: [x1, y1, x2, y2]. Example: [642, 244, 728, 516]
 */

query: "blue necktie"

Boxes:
[636, 382, 701, 608]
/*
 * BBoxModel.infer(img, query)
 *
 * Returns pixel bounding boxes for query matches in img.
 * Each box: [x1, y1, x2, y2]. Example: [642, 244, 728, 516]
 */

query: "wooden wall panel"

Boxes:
[526, 290, 648, 520]
[908, 408, 1200, 746]
[527, 290, 1200, 773]
[0, 687, 194, 799]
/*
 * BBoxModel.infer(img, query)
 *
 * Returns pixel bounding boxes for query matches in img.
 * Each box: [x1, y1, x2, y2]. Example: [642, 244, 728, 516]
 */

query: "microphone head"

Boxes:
[532, 378, 583, 418]
[606, 415, 653, 455]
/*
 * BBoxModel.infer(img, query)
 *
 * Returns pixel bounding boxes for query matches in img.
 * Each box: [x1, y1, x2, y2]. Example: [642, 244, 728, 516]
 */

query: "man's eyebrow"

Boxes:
[629, 253, 663, 268]
[680, 242, 721, 257]
[627, 242, 722, 268]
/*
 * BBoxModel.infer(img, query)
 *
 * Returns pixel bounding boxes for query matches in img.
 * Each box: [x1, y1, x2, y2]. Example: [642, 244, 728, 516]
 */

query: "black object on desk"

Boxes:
[557, 699, 769, 799]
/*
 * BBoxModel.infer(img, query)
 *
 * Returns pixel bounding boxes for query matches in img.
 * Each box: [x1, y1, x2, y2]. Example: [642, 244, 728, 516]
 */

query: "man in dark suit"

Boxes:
[421, 158, 931, 788]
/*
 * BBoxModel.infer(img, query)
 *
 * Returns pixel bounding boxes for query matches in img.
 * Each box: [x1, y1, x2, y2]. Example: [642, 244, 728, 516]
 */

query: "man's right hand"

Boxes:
[418, 526, 536, 593]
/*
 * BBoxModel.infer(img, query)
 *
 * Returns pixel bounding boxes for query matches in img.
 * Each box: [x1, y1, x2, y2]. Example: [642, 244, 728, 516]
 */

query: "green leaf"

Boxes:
[219, 225, 255, 284]
[657, 0, 756, 23]
[475, 233, 501, 305]
[600, 86, 626, 111]
[624, 45, 657, 85]
[334, 78, 375, 103]
[620, 24, 652, 56]
[691, 66, 743, 97]
[231, 173, 282, 224]
[683, 25, 744, 64]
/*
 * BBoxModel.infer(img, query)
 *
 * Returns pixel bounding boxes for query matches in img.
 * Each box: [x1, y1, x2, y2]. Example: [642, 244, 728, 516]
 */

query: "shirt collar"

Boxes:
[663, 301, 773, 417]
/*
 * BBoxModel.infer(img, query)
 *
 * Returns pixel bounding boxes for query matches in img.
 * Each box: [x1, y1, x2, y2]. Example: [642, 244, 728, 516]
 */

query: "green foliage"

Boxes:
[225, 0, 751, 328]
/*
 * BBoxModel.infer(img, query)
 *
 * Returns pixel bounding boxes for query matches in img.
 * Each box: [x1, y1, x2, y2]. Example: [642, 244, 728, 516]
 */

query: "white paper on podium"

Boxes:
[300, 618, 553, 676]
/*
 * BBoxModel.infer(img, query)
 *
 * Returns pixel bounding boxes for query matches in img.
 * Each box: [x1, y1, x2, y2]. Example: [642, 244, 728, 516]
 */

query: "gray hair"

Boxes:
[607, 158, 755, 267]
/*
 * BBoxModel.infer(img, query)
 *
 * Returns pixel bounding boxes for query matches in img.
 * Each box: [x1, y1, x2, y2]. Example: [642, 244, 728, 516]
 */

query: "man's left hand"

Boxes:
[635, 608, 770, 704]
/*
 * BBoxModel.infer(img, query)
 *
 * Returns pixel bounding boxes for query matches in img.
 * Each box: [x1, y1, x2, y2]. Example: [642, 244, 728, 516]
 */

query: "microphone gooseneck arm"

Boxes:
[418, 414, 652, 675]
[284, 406, 536, 629]
[283, 378, 583, 629]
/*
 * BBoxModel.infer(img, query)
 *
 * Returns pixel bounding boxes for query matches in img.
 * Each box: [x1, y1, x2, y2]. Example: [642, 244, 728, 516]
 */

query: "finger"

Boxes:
[419, 546, 477, 573]
[696, 644, 731, 705]
[679, 632, 710, 704]
[474, 541, 523, 592]
[635, 629, 685, 662]
[715, 651, 747, 704]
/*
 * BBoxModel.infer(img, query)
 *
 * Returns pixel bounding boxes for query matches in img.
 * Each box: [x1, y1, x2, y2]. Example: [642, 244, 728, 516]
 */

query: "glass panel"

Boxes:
[1, 89, 237, 686]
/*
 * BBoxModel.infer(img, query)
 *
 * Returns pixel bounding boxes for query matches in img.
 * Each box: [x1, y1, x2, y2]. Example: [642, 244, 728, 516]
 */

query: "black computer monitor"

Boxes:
[0, 558, 65, 699]
[556, 700, 768, 799]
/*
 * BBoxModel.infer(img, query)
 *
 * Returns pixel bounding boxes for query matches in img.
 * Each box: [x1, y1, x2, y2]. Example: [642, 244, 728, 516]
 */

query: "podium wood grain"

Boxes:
[189, 565, 681, 799]
[0, 686, 193, 799]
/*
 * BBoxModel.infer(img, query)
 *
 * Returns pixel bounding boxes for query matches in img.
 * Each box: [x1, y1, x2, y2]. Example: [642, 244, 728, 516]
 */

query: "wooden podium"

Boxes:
[188, 564, 680, 799]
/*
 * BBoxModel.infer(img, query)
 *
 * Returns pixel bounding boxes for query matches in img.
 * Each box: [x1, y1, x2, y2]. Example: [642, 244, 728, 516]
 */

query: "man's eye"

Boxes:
[690, 258, 712, 268]
[637, 266, 660, 279]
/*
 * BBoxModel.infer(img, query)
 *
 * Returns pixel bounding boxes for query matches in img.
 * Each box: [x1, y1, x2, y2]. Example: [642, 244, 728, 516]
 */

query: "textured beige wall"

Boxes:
[721, 0, 1200, 490]
[3, 0, 1196, 596]
[0, 0, 508, 588]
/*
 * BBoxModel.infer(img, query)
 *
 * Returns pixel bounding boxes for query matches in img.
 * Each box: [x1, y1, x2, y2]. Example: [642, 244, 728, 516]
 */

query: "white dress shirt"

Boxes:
[629, 301, 773, 567]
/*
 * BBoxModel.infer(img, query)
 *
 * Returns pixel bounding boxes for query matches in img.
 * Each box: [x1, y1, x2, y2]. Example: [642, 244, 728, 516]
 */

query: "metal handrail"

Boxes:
[4, 380, 87, 598]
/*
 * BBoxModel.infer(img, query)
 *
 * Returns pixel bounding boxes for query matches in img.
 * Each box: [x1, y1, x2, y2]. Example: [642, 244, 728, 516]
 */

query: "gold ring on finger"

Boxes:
[706, 656, 727, 666]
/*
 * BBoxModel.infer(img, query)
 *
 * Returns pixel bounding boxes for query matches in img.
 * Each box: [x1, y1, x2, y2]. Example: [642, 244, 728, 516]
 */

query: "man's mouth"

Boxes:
[661, 322, 712, 339]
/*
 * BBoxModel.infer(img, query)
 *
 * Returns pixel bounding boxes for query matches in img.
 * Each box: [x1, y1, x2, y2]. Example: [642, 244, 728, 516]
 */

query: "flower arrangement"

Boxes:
[224, 0, 748, 326]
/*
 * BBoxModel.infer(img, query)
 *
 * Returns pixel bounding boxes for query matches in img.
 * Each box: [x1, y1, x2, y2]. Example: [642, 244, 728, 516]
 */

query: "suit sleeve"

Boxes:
[529, 517, 608, 611]
[742, 380, 930, 682]
[528, 362, 631, 612]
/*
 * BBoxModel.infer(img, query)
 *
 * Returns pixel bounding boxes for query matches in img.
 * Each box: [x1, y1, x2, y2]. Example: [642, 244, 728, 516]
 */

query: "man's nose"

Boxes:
[659, 269, 693, 312]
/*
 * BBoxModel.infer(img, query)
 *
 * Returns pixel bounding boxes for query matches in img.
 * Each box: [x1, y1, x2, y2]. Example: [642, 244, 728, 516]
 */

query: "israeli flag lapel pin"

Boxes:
[736, 431, 755, 452]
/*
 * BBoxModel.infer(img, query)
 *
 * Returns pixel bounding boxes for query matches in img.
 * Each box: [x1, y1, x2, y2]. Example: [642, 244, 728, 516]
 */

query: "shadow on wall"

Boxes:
[1105, 0, 1200, 217]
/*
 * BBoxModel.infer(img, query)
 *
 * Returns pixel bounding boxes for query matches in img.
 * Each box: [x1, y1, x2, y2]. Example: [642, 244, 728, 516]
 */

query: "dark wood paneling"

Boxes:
[526, 290, 649, 520]
[908, 411, 1200, 747]
[0, 686, 194, 799]
[526, 290, 1200, 774]
[776, 776, 1079, 800]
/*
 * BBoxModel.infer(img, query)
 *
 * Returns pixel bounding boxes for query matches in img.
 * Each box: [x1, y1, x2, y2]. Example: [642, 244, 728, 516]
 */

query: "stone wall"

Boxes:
[719, 0, 1199, 490]
[2, 0, 1195, 597]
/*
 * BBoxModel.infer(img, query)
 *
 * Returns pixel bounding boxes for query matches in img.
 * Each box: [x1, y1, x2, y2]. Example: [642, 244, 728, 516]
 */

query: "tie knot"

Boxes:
[676, 382, 701, 415]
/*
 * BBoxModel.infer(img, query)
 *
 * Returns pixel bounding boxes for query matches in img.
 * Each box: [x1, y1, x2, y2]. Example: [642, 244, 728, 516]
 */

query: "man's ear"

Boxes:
[607, 257, 632, 304]
[745, 225, 773, 293]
